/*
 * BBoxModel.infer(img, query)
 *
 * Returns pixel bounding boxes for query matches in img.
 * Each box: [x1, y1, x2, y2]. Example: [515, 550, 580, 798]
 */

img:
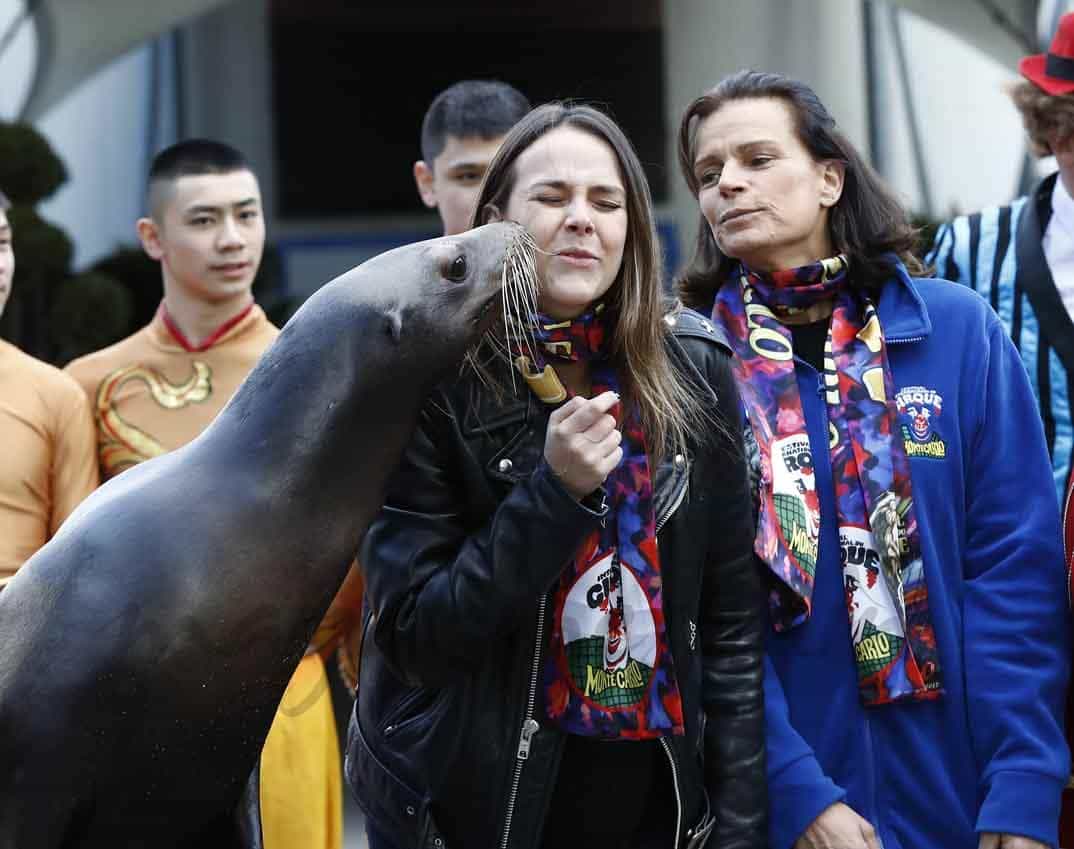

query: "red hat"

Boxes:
[1021, 12, 1074, 96]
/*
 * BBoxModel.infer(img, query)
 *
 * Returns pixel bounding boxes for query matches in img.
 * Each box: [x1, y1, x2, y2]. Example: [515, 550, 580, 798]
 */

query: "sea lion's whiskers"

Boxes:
[461, 226, 540, 397]
[503, 230, 539, 352]
[506, 265, 525, 353]
[501, 259, 516, 393]
[507, 237, 540, 360]
[519, 252, 541, 330]
[505, 239, 536, 389]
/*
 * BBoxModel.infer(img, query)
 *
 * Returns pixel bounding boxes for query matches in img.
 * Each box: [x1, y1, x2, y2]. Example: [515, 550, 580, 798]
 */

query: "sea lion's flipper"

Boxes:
[234, 759, 264, 849]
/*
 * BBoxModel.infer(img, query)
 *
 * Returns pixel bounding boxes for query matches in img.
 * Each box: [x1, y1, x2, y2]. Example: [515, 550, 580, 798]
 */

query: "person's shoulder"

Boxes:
[63, 326, 151, 390]
[912, 274, 992, 312]
[941, 193, 1030, 230]
[3, 340, 71, 385]
[251, 305, 281, 340]
[663, 306, 737, 398]
[235, 305, 280, 356]
[908, 274, 1003, 341]
[664, 305, 731, 352]
[1, 341, 91, 409]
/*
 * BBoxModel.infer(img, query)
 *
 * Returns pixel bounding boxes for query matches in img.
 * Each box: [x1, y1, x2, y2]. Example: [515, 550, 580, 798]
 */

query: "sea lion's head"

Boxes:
[377, 220, 533, 341]
[285, 220, 536, 394]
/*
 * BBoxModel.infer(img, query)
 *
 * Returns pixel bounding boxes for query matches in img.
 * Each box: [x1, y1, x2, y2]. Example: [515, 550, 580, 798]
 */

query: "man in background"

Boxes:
[930, 16, 1074, 844]
[929, 11, 1074, 503]
[413, 79, 531, 235]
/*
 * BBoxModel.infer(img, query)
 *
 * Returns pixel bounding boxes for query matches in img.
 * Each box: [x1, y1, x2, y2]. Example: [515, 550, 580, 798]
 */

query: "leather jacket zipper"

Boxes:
[656, 459, 690, 535]
[500, 595, 547, 849]
[659, 737, 683, 848]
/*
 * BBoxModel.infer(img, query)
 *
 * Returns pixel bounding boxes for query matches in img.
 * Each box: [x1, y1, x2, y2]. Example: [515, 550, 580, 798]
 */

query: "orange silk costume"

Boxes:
[0, 339, 98, 586]
[65, 302, 357, 849]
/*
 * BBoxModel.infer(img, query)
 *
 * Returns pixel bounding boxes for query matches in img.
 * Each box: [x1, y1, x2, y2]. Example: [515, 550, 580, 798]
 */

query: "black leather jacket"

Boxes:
[346, 308, 765, 849]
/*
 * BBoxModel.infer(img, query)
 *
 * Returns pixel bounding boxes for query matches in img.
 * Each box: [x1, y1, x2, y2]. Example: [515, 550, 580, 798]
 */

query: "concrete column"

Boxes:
[662, 0, 868, 273]
[179, 0, 277, 224]
[0, 0, 37, 119]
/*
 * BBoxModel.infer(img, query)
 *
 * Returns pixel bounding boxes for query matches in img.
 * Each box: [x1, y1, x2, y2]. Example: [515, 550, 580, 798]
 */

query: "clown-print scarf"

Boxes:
[714, 257, 943, 707]
[514, 306, 685, 739]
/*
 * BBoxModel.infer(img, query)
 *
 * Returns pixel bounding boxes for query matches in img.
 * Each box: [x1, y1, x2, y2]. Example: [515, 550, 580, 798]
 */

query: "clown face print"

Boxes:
[895, 386, 947, 459]
[908, 405, 931, 441]
[558, 552, 657, 709]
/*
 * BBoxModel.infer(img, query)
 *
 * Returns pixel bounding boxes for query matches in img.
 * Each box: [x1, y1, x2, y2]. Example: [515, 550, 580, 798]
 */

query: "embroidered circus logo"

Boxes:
[895, 385, 946, 459]
[559, 553, 656, 710]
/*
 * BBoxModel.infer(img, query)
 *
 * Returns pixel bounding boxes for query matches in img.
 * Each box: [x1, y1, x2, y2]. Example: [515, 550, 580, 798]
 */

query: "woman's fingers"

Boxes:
[597, 446, 624, 478]
[558, 390, 619, 434]
[544, 390, 624, 500]
[578, 413, 618, 444]
[547, 394, 585, 426]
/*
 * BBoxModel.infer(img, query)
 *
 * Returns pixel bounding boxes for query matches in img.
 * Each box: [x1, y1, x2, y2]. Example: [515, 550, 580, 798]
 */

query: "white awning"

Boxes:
[21, 0, 230, 120]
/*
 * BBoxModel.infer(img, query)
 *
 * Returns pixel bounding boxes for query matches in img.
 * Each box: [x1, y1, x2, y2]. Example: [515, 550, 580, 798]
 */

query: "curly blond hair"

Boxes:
[1010, 80, 1074, 156]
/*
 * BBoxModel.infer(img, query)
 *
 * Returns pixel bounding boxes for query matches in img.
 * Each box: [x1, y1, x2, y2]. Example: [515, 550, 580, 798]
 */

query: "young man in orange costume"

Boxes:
[66, 140, 362, 849]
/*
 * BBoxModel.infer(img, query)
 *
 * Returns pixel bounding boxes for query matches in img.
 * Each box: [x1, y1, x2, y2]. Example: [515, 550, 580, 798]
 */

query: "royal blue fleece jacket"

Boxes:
[751, 267, 1071, 849]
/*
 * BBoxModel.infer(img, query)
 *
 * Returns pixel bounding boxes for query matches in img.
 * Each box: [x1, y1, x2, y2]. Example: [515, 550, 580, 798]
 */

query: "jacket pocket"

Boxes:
[486, 423, 542, 487]
[346, 709, 449, 847]
[381, 686, 442, 739]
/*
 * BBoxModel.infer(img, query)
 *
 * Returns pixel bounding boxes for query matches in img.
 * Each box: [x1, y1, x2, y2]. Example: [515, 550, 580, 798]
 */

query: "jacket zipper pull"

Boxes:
[517, 718, 539, 760]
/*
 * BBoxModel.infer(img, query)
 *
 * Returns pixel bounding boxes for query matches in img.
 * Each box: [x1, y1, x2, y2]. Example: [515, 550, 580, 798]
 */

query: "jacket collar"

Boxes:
[148, 300, 265, 354]
[875, 258, 932, 342]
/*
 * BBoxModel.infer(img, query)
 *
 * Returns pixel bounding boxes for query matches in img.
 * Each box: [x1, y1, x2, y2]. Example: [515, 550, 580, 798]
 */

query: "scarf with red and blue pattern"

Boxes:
[519, 306, 685, 739]
[715, 258, 943, 707]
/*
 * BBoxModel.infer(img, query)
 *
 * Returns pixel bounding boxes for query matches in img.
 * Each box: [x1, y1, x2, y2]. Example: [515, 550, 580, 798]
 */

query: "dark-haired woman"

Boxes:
[677, 71, 1070, 849]
[346, 103, 766, 849]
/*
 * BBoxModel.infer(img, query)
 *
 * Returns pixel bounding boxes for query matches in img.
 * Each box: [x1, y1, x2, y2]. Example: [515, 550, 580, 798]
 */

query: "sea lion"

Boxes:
[0, 222, 533, 849]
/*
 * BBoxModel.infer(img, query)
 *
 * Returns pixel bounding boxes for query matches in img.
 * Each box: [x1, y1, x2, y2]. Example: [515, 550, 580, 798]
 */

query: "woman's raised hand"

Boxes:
[543, 390, 623, 501]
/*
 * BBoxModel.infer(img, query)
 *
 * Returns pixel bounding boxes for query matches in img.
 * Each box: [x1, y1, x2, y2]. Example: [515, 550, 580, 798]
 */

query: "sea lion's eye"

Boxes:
[446, 255, 468, 281]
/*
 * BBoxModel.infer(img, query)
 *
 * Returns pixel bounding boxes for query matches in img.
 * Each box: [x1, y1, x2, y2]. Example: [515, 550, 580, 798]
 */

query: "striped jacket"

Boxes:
[929, 173, 1074, 502]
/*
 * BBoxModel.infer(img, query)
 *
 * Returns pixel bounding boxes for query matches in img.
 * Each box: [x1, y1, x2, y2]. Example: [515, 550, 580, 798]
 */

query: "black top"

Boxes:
[540, 736, 660, 847]
[790, 319, 829, 371]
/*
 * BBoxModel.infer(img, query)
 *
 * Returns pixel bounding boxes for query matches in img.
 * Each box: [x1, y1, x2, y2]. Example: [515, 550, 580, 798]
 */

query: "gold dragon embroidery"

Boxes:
[95, 362, 212, 478]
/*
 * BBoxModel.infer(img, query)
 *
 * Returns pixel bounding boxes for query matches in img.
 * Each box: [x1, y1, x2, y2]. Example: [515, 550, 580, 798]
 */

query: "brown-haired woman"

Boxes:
[345, 103, 766, 849]
[678, 69, 1070, 849]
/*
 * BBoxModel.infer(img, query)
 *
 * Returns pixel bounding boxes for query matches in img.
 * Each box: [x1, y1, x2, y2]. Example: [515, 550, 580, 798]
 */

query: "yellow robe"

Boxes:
[0, 339, 98, 585]
[65, 303, 343, 849]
